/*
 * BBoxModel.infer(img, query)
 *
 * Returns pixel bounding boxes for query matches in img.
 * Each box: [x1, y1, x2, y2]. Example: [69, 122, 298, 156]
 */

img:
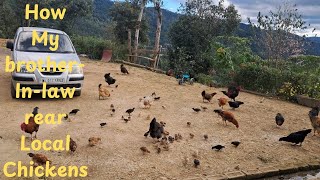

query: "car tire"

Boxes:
[74, 90, 81, 97]
[11, 82, 17, 99]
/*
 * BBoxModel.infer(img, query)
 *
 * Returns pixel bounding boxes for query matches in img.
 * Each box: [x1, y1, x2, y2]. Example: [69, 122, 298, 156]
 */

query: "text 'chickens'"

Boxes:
[3, 161, 88, 178]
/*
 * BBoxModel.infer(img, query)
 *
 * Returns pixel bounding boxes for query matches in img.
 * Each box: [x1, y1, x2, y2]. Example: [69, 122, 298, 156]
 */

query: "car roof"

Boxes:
[18, 27, 67, 35]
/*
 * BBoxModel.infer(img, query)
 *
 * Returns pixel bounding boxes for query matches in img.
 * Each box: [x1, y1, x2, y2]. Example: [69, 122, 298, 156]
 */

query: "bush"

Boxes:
[195, 73, 213, 86]
[234, 62, 320, 99]
[71, 36, 113, 59]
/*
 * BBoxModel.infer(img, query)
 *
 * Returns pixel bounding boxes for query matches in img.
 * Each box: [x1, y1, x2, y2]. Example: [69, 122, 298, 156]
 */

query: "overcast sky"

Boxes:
[161, 0, 319, 36]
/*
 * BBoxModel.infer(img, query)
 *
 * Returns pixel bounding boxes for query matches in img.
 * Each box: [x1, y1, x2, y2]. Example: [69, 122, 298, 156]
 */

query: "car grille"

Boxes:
[40, 68, 63, 76]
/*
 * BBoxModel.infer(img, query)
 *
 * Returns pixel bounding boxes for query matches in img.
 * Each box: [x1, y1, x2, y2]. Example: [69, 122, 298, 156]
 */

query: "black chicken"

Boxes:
[275, 113, 285, 126]
[120, 64, 129, 74]
[221, 85, 241, 101]
[126, 108, 135, 116]
[279, 129, 312, 145]
[231, 141, 241, 147]
[144, 118, 164, 140]
[212, 145, 225, 151]
[192, 108, 201, 112]
[69, 109, 80, 115]
[228, 101, 244, 109]
[104, 73, 116, 85]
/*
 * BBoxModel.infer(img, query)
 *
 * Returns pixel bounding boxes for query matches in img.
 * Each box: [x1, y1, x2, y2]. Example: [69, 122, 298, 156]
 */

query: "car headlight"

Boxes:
[16, 65, 34, 74]
[70, 66, 83, 74]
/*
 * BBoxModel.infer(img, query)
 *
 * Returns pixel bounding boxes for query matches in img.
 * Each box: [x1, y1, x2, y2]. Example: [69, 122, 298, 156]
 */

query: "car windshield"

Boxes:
[16, 31, 75, 53]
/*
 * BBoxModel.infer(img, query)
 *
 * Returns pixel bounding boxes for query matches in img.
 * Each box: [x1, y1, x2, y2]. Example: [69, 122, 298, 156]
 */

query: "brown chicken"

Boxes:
[69, 138, 77, 153]
[309, 107, 320, 135]
[218, 98, 228, 109]
[214, 109, 239, 128]
[98, 84, 110, 100]
[201, 90, 217, 103]
[88, 137, 101, 147]
[27, 153, 51, 166]
[21, 116, 40, 140]
[140, 147, 150, 154]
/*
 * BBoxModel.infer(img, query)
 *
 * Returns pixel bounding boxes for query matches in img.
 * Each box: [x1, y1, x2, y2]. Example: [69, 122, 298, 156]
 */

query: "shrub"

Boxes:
[71, 36, 113, 59]
[195, 73, 213, 86]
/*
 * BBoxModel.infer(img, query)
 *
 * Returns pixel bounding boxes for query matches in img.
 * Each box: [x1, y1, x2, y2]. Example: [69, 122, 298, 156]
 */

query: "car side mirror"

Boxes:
[6, 41, 13, 51]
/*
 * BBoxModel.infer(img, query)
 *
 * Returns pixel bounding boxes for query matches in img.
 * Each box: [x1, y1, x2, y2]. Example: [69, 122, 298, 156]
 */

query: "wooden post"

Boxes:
[127, 29, 132, 62]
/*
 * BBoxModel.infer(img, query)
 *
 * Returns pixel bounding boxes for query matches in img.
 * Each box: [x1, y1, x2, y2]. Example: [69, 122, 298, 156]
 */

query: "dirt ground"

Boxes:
[0, 47, 320, 180]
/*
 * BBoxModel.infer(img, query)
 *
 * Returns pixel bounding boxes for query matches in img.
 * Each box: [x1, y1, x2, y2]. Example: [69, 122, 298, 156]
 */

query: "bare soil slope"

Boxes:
[0, 47, 319, 180]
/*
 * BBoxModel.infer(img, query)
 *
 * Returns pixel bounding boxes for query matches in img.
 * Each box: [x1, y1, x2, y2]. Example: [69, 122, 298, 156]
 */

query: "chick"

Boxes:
[69, 138, 77, 153]
[110, 104, 114, 109]
[187, 122, 191, 127]
[231, 141, 241, 147]
[27, 153, 51, 166]
[163, 144, 170, 151]
[100, 123, 107, 127]
[189, 133, 195, 139]
[194, 159, 200, 168]
[140, 147, 150, 154]
[157, 147, 161, 154]
[140, 98, 151, 109]
[123, 116, 131, 123]
[168, 136, 175, 143]
[175, 133, 183, 141]
[204, 134, 208, 140]
[192, 150, 199, 158]
[88, 137, 101, 147]
[201, 106, 208, 111]
[126, 108, 135, 116]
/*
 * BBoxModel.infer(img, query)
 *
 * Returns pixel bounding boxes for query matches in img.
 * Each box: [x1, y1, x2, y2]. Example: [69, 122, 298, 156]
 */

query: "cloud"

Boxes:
[165, 0, 320, 36]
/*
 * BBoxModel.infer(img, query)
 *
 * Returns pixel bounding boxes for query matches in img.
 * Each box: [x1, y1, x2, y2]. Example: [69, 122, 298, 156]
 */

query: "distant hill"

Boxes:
[75, 0, 179, 45]
[145, 7, 180, 45]
[76, 0, 319, 56]
[307, 37, 320, 43]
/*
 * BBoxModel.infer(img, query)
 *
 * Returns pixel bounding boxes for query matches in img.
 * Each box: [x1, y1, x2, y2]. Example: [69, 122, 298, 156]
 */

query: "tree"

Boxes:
[133, 0, 148, 63]
[53, 0, 93, 34]
[168, 0, 241, 74]
[110, 0, 149, 61]
[152, 0, 163, 68]
[248, 1, 310, 64]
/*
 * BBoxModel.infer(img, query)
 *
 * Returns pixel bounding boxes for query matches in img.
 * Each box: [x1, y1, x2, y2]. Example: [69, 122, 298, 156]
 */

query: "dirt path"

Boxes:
[0, 47, 319, 180]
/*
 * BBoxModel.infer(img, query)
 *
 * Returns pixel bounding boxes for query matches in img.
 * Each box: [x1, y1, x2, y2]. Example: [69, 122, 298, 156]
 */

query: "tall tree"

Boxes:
[152, 0, 163, 68]
[133, 0, 147, 63]
[248, 1, 310, 64]
[168, 0, 241, 74]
